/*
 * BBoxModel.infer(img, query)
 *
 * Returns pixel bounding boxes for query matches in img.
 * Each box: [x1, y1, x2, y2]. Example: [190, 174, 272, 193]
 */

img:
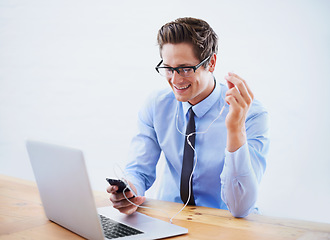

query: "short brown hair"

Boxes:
[157, 17, 218, 67]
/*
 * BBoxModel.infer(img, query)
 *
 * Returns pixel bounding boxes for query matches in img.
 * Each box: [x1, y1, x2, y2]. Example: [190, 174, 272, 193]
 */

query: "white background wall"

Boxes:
[1, 0, 330, 224]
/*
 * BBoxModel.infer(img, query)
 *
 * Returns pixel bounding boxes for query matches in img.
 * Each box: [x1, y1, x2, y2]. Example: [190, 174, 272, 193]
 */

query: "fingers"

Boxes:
[226, 72, 254, 102]
[106, 185, 118, 194]
[225, 72, 254, 107]
[110, 190, 135, 202]
[226, 78, 235, 89]
[108, 187, 146, 215]
[225, 94, 240, 110]
[112, 196, 146, 214]
[115, 197, 146, 215]
[117, 205, 138, 215]
[110, 191, 133, 209]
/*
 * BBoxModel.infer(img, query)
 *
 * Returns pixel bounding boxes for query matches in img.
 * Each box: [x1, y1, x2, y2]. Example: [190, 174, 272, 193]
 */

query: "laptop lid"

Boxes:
[26, 140, 105, 239]
[26, 140, 188, 239]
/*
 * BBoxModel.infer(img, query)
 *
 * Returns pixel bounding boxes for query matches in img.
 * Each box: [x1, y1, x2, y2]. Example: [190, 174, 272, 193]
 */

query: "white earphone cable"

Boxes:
[171, 104, 225, 221]
[116, 103, 225, 223]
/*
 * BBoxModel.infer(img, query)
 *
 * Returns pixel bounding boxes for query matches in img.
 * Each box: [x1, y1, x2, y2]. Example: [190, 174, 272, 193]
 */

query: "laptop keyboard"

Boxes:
[99, 214, 144, 239]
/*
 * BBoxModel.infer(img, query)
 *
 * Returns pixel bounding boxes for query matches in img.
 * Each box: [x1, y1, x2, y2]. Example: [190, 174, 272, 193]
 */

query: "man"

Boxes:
[107, 17, 269, 218]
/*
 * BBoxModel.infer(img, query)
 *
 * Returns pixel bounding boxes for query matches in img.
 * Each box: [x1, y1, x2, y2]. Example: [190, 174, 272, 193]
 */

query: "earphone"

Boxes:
[118, 102, 226, 223]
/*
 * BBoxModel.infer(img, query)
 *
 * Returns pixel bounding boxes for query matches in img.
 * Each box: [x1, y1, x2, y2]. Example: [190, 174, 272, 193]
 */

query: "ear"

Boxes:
[208, 53, 217, 73]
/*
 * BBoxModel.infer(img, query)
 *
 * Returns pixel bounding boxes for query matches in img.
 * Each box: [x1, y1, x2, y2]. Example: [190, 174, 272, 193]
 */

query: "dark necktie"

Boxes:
[180, 107, 196, 205]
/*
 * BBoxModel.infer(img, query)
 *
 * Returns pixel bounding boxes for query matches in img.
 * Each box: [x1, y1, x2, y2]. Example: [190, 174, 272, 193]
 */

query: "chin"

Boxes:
[173, 94, 188, 102]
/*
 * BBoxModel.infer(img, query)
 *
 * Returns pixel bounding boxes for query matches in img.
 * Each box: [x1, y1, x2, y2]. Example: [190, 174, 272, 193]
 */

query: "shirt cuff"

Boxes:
[224, 142, 253, 176]
[125, 174, 145, 197]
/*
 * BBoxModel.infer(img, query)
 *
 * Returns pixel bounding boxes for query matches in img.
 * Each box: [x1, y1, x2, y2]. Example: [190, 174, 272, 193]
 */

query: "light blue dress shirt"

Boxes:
[125, 81, 270, 217]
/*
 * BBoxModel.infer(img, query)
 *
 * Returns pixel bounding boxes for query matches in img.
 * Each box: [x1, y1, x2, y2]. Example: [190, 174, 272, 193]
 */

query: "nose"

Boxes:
[170, 70, 182, 84]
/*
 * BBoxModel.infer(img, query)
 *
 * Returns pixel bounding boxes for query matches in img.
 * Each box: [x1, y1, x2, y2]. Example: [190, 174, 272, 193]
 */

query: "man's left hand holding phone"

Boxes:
[106, 178, 146, 215]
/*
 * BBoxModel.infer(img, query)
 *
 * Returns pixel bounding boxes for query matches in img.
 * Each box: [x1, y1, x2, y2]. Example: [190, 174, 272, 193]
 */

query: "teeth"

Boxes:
[175, 84, 190, 90]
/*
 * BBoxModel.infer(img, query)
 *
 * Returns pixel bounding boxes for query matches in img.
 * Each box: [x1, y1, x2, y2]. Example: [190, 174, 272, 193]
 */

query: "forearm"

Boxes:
[220, 143, 259, 217]
[125, 143, 160, 197]
[226, 128, 246, 152]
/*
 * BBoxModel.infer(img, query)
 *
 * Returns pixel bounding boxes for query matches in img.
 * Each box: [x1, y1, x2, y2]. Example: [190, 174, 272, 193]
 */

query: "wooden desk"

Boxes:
[0, 174, 329, 240]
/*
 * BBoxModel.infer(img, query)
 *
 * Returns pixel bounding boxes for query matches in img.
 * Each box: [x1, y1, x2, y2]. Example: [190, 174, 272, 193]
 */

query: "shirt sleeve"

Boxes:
[220, 110, 270, 218]
[124, 95, 161, 197]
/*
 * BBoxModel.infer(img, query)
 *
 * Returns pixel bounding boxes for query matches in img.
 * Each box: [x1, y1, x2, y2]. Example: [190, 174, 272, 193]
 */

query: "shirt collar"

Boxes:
[182, 79, 222, 118]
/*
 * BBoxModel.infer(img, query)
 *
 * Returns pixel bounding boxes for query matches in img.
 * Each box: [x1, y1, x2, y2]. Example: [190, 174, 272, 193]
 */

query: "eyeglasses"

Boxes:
[155, 56, 210, 78]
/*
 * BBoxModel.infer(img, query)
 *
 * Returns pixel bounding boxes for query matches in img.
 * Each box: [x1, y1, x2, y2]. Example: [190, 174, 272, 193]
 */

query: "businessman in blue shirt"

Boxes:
[107, 17, 270, 218]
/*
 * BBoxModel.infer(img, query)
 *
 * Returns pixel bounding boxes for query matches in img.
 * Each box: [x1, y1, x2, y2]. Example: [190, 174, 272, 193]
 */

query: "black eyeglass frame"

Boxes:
[155, 55, 211, 77]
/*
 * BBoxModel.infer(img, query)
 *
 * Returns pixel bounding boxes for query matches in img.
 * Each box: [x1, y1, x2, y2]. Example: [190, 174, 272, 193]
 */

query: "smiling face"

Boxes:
[161, 42, 216, 105]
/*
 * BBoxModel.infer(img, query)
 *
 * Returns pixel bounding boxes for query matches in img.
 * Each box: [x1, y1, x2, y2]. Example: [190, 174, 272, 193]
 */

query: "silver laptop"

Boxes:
[26, 140, 188, 240]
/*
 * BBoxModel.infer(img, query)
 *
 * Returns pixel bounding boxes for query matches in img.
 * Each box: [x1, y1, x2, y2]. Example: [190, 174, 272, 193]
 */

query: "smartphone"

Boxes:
[106, 178, 136, 197]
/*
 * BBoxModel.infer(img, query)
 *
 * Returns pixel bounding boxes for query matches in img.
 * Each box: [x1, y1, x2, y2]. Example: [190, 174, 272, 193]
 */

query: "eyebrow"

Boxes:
[162, 63, 194, 68]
